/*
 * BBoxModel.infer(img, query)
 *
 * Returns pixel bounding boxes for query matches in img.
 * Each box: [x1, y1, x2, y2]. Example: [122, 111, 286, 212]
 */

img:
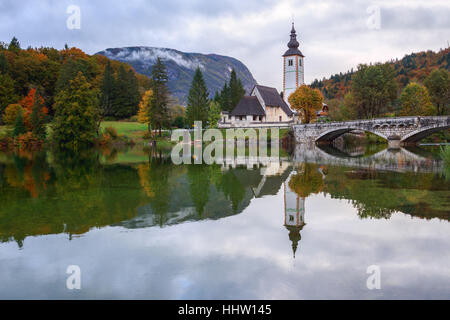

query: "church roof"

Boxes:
[231, 96, 265, 116]
[231, 85, 295, 117]
[254, 85, 294, 116]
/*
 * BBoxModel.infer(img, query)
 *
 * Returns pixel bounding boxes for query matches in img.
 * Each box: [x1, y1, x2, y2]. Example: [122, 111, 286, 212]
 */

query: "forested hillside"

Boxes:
[311, 47, 450, 100]
[0, 37, 151, 124]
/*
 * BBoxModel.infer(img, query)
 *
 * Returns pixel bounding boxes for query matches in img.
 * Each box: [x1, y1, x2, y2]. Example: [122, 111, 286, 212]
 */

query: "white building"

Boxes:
[219, 24, 305, 128]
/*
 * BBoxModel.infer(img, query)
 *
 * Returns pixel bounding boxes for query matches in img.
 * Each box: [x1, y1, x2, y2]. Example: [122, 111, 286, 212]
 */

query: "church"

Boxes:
[219, 23, 305, 128]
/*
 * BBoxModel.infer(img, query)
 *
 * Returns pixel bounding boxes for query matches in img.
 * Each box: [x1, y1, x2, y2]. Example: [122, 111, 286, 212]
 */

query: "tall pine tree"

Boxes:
[186, 68, 209, 127]
[217, 69, 245, 112]
[150, 57, 170, 136]
[229, 69, 245, 110]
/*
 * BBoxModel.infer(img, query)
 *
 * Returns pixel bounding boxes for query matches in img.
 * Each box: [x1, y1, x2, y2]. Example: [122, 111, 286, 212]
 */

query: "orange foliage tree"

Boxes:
[288, 85, 324, 124]
[19, 88, 48, 129]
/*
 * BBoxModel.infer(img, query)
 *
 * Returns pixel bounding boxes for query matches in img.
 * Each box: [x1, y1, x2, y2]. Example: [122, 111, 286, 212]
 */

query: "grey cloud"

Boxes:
[0, 0, 448, 88]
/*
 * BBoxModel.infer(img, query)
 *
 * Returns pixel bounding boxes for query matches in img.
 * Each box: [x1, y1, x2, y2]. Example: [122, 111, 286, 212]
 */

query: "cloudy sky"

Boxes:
[1, 0, 449, 91]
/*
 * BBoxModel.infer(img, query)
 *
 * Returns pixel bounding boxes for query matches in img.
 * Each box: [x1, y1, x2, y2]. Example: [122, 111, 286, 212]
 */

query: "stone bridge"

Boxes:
[293, 116, 450, 148]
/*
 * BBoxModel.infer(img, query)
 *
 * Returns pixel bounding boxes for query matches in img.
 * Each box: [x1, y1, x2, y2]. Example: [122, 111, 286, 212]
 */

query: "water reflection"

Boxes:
[0, 144, 449, 299]
[0, 145, 448, 247]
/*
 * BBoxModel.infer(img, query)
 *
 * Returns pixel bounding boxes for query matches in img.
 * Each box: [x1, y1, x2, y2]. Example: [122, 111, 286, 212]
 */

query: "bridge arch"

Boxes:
[315, 127, 388, 143]
[401, 124, 450, 143]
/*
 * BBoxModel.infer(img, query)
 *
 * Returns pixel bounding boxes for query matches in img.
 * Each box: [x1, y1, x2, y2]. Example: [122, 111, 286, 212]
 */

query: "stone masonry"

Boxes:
[293, 116, 450, 148]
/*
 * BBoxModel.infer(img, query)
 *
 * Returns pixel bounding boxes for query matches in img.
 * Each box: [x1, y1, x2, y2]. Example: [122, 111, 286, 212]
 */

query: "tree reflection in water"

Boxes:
[0, 145, 448, 252]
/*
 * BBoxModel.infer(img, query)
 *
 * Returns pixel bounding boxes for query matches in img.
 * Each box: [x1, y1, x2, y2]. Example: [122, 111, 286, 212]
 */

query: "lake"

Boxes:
[0, 144, 449, 299]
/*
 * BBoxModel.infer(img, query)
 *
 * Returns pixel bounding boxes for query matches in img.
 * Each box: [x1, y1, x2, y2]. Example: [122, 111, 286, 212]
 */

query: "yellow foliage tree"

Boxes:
[288, 85, 324, 124]
[137, 89, 153, 131]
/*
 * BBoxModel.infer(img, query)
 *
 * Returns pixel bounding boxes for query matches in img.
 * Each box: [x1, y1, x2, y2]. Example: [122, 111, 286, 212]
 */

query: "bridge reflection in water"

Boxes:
[0, 144, 447, 254]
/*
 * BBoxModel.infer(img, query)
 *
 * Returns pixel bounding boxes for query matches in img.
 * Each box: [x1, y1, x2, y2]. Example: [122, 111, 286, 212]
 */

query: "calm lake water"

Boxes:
[0, 144, 449, 299]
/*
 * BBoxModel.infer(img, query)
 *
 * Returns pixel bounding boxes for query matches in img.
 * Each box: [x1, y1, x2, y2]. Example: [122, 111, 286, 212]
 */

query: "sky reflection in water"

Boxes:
[0, 145, 449, 299]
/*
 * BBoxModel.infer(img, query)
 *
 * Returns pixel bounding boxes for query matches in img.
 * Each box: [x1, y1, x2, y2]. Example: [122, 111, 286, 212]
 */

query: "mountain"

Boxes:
[96, 46, 257, 105]
[311, 47, 450, 100]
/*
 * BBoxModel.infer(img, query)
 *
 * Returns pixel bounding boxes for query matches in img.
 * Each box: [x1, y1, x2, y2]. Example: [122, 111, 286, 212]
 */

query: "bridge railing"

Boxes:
[294, 116, 449, 128]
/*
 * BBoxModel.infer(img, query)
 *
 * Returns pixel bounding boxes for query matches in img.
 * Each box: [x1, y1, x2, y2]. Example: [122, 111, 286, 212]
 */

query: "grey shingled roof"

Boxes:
[283, 48, 304, 57]
[254, 85, 294, 116]
[231, 96, 265, 116]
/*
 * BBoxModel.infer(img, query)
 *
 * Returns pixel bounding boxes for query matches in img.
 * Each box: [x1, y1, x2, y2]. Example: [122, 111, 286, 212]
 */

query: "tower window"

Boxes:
[288, 59, 293, 66]
[299, 59, 302, 66]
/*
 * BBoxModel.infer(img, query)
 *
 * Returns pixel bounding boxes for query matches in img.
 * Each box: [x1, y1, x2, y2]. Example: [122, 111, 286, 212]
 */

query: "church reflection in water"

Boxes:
[284, 171, 306, 259]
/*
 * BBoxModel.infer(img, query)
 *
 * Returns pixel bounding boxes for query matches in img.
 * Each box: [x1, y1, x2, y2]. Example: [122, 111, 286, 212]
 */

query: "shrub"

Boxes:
[104, 126, 118, 139]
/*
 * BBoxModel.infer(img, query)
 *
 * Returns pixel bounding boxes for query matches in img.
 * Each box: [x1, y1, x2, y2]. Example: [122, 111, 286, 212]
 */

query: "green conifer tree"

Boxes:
[149, 57, 170, 136]
[186, 68, 209, 127]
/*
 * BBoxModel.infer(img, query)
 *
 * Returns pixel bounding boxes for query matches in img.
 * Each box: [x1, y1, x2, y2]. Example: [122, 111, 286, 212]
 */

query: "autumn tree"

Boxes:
[52, 72, 100, 149]
[351, 63, 398, 118]
[186, 68, 209, 127]
[288, 85, 323, 123]
[399, 82, 434, 116]
[137, 89, 153, 131]
[19, 88, 47, 129]
[424, 69, 449, 115]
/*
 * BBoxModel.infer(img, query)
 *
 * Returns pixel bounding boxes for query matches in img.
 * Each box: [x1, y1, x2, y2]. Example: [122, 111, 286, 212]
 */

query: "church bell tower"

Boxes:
[283, 23, 304, 105]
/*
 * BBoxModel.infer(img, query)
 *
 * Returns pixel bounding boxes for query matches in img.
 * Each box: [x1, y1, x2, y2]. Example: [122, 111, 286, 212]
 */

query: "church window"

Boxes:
[289, 215, 294, 222]
[288, 59, 293, 66]
[299, 59, 302, 66]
